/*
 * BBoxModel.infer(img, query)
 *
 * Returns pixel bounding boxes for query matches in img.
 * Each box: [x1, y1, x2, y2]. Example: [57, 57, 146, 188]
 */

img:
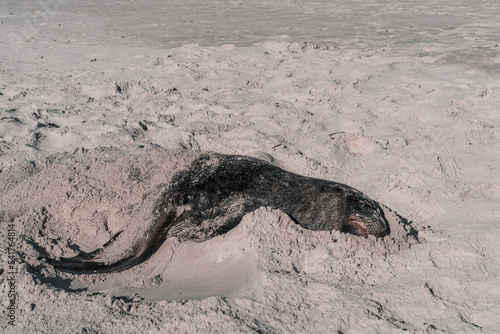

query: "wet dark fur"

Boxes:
[45, 153, 389, 274]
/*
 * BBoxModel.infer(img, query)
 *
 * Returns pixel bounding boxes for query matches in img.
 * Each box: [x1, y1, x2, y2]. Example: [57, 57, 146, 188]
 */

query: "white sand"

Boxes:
[1, 0, 499, 333]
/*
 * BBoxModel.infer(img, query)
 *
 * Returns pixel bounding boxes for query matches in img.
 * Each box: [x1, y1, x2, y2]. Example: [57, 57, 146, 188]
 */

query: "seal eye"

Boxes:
[361, 200, 373, 208]
[354, 200, 374, 212]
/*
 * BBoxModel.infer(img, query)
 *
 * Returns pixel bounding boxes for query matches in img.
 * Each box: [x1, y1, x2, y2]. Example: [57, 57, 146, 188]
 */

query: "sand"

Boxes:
[1, 0, 499, 333]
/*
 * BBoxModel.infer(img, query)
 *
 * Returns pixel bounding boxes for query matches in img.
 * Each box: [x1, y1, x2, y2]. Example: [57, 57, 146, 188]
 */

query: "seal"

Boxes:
[44, 152, 389, 274]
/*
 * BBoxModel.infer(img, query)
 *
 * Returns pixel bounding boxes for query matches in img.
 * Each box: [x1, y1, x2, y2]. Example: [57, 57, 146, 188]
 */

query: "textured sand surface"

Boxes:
[1, 0, 499, 333]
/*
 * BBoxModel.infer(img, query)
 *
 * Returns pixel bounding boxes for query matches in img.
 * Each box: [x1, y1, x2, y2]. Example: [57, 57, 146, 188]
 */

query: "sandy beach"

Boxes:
[1, 0, 499, 333]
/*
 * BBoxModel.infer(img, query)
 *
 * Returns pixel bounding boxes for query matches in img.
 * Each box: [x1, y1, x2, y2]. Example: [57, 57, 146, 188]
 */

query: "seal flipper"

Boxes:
[45, 204, 186, 274]
[43, 230, 125, 274]
[44, 250, 146, 274]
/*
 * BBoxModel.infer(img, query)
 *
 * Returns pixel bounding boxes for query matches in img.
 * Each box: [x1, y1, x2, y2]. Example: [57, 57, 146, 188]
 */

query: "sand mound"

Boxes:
[1, 147, 417, 302]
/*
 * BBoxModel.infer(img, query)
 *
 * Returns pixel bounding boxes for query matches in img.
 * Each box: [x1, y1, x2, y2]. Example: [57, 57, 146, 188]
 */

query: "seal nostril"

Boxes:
[374, 225, 390, 238]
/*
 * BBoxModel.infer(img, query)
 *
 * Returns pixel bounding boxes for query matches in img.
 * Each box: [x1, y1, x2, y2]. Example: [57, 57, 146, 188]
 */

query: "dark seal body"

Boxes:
[45, 152, 389, 274]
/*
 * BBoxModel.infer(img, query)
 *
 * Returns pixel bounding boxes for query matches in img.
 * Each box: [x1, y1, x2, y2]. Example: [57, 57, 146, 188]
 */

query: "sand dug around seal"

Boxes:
[0, 146, 420, 332]
[0, 146, 415, 300]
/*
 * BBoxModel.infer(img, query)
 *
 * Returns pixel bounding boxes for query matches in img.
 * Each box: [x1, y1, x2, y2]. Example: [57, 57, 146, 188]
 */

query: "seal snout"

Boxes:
[347, 215, 369, 238]
[346, 215, 388, 238]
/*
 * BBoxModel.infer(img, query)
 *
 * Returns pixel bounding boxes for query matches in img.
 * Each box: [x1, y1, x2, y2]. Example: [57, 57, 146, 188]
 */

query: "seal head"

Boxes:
[342, 194, 389, 238]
